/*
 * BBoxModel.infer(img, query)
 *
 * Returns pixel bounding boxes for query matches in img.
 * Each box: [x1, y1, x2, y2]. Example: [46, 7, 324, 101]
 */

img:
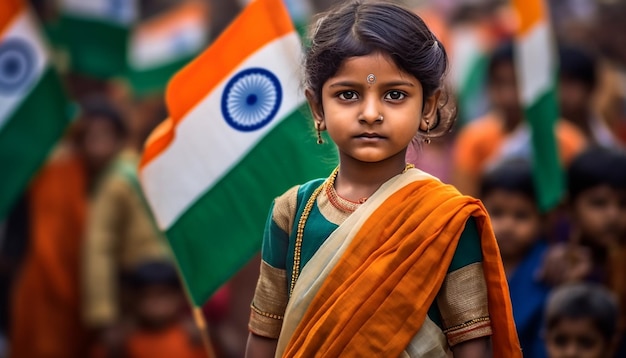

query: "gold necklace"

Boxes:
[289, 163, 415, 295]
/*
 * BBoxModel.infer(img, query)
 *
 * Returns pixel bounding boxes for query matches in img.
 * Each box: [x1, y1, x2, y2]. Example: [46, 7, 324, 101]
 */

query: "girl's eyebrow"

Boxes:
[328, 81, 362, 88]
[328, 80, 415, 88]
[381, 80, 415, 87]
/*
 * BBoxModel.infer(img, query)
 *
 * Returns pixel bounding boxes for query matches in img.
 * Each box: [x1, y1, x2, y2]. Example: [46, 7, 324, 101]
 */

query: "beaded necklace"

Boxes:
[289, 163, 415, 295]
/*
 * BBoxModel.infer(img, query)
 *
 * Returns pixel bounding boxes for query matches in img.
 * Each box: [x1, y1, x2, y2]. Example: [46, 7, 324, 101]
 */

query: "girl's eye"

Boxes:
[338, 91, 358, 100]
[385, 91, 406, 100]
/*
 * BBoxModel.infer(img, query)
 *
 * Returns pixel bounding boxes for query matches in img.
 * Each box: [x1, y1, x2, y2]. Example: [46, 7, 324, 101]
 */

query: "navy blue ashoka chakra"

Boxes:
[0, 38, 37, 95]
[221, 68, 282, 132]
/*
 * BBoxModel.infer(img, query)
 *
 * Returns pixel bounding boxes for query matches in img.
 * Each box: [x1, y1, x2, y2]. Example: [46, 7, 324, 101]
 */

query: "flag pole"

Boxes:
[134, 179, 218, 358]
[192, 306, 218, 358]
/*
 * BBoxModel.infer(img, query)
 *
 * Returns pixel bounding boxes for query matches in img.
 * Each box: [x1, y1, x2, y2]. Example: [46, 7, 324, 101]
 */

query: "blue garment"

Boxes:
[508, 241, 551, 358]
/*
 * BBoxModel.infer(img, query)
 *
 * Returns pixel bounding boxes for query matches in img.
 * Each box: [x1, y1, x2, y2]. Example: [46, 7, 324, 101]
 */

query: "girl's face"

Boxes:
[308, 52, 438, 167]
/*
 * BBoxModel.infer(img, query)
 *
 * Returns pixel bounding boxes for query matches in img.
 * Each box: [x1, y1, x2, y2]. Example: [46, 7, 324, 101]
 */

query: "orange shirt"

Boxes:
[454, 112, 587, 176]
[89, 323, 206, 358]
[126, 324, 206, 358]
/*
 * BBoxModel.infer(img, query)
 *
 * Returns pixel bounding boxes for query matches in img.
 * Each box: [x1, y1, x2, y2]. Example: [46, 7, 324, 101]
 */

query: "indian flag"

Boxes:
[58, 0, 137, 79]
[139, 0, 336, 306]
[513, 0, 563, 211]
[127, 0, 209, 96]
[449, 28, 490, 126]
[0, 0, 72, 218]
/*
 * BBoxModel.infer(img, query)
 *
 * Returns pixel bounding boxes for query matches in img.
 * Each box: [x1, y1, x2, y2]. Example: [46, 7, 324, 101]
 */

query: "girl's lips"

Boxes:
[355, 132, 385, 138]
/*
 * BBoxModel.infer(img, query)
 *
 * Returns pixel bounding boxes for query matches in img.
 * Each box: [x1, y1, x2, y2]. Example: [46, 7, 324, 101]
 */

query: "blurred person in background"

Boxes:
[544, 283, 619, 358]
[452, 42, 587, 196]
[480, 159, 550, 358]
[548, 0, 596, 46]
[9, 95, 127, 358]
[406, 0, 518, 183]
[91, 261, 205, 358]
[540, 146, 626, 356]
[593, 1, 626, 146]
[446, 0, 516, 125]
[557, 45, 621, 148]
[82, 94, 171, 354]
[0, 197, 28, 358]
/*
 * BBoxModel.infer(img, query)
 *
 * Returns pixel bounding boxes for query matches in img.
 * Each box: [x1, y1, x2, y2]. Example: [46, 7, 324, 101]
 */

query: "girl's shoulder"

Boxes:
[272, 178, 327, 234]
[274, 178, 326, 207]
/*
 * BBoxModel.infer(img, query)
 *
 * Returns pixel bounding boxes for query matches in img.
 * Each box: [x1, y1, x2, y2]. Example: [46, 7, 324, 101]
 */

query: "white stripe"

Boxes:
[129, 21, 207, 69]
[0, 10, 48, 131]
[449, 29, 483, 89]
[59, 0, 137, 25]
[141, 33, 304, 229]
[516, 22, 555, 105]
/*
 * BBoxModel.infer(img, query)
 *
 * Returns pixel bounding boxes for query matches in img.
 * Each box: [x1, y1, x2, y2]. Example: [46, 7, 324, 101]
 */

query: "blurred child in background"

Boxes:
[557, 45, 621, 148]
[566, 147, 626, 284]
[544, 283, 619, 358]
[568, 147, 626, 355]
[10, 96, 127, 358]
[453, 42, 587, 196]
[82, 95, 171, 351]
[91, 261, 205, 358]
[481, 159, 550, 358]
[541, 146, 626, 356]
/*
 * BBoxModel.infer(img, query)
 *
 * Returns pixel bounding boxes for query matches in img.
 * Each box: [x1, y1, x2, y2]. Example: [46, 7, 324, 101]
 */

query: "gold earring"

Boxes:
[423, 119, 431, 144]
[316, 121, 323, 144]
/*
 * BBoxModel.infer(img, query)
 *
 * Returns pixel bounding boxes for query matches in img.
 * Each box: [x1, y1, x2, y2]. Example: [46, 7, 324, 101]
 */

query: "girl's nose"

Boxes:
[359, 96, 382, 124]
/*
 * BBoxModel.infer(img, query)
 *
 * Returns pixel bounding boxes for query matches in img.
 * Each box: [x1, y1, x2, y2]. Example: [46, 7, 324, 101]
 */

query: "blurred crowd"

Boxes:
[1, 0, 626, 357]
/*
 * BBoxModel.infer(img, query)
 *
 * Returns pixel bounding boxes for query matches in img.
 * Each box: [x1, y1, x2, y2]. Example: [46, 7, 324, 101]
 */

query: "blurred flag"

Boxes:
[139, 0, 335, 306]
[283, 0, 312, 37]
[58, 0, 137, 79]
[0, 0, 72, 218]
[127, 0, 209, 96]
[513, 0, 563, 211]
[449, 28, 490, 126]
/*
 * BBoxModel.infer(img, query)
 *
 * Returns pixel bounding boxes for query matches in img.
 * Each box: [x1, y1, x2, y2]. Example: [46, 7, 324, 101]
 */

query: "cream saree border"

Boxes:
[276, 168, 450, 357]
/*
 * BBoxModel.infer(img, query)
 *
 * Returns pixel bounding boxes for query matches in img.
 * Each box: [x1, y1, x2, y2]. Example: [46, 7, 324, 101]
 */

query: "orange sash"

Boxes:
[283, 179, 521, 357]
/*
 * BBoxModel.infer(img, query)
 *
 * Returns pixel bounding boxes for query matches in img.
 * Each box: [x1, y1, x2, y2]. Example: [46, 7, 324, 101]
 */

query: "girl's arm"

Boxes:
[245, 332, 278, 358]
[452, 337, 492, 358]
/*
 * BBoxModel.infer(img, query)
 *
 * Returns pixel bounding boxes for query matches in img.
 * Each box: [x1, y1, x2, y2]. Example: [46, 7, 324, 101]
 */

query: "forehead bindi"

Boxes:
[329, 52, 419, 87]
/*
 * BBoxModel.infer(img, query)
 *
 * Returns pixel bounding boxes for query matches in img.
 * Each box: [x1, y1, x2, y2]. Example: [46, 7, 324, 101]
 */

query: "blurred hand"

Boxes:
[537, 243, 593, 286]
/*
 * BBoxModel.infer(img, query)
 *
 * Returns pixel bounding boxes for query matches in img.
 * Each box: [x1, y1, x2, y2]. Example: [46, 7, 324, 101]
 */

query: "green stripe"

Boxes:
[59, 15, 129, 79]
[457, 54, 489, 127]
[0, 68, 72, 219]
[165, 106, 337, 305]
[127, 56, 194, 96]
[526, 86, 564, 212]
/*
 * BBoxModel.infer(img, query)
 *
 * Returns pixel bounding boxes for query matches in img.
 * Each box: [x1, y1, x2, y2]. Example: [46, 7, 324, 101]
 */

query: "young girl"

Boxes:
[246, 2, 520, 357]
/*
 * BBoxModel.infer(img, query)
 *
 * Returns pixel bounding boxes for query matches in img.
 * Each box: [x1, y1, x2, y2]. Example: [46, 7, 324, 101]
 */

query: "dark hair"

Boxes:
[567, 146, 626, 200]
[79, 95, 127, 138]
[128, 261, 181, 289]
[304, 1, 455, 137]
[558, 45, 597, 89]
[487, 41, 514, 82]
[545, 283, 619, 341]
[480, 158, 536, 202]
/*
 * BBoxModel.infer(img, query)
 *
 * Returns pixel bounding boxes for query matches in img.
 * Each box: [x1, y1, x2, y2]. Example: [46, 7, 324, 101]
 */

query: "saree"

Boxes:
[251, 169, 521, 357]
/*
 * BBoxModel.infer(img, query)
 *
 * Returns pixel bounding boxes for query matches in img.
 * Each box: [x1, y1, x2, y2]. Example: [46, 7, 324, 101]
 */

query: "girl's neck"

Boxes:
[334, 153, 407, 202]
